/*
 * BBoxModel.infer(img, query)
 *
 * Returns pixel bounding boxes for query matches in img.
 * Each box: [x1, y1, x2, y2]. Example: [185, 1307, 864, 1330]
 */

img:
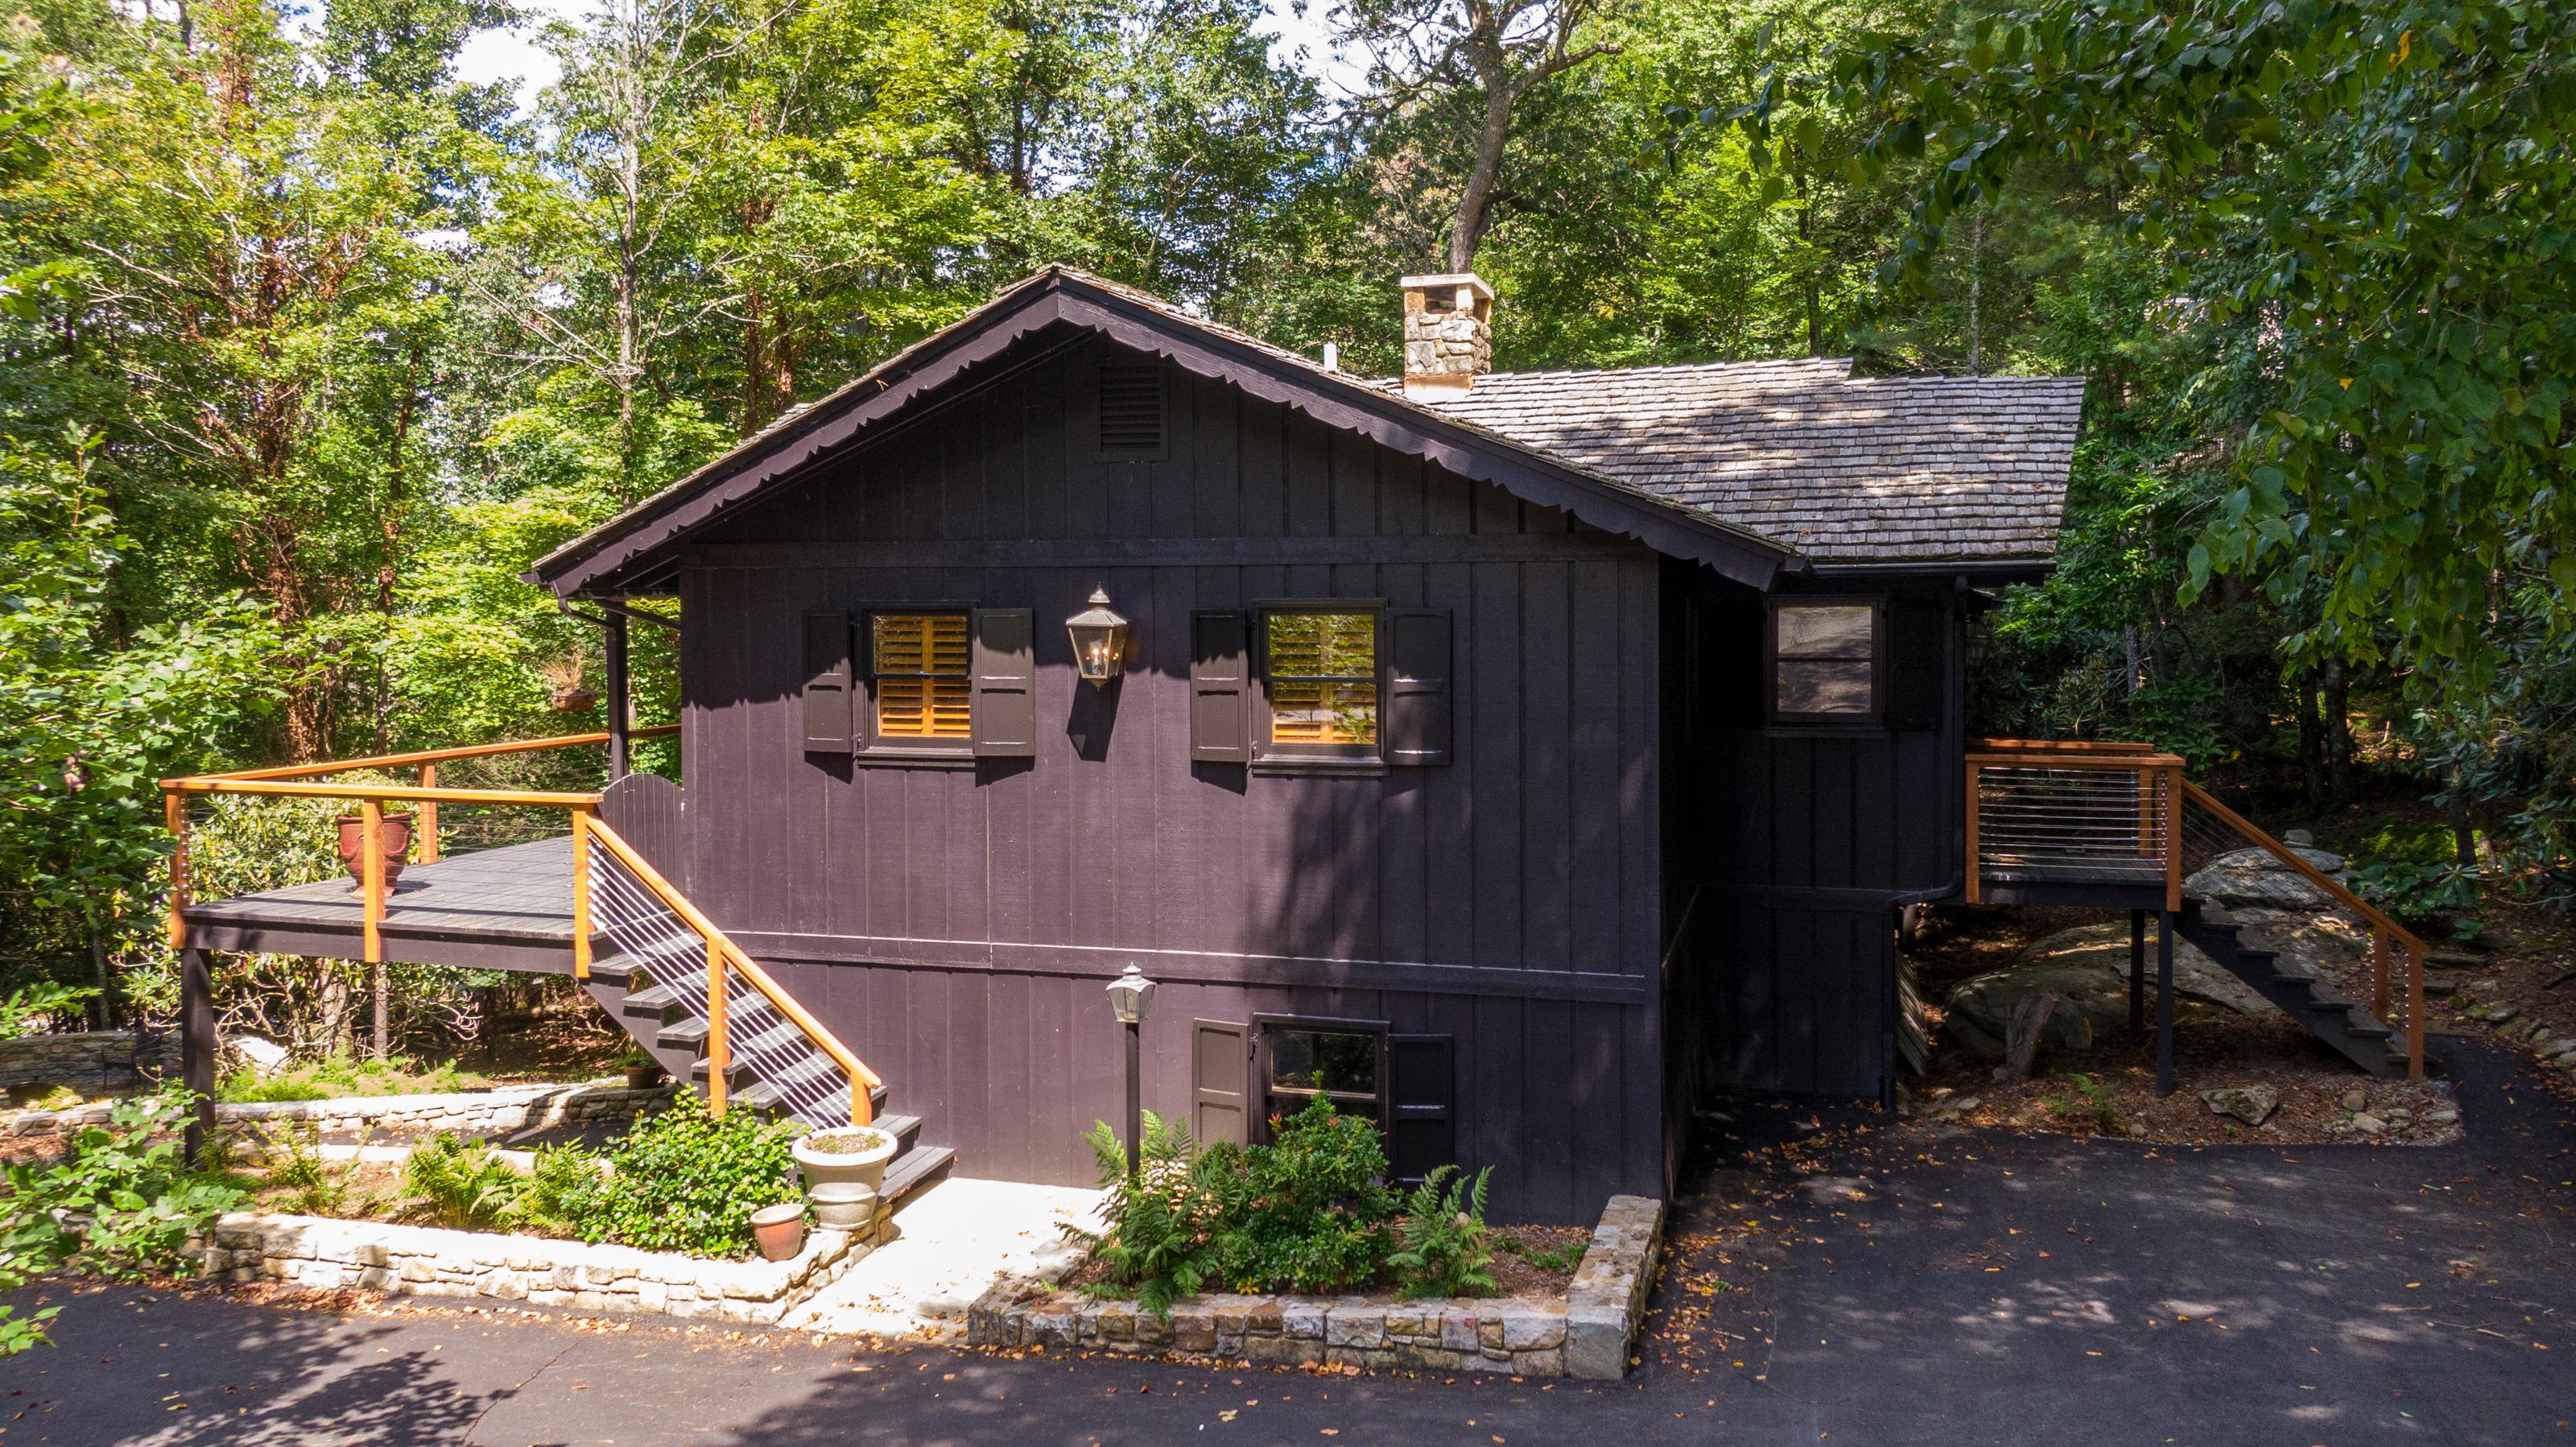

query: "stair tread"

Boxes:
[880, 1145, 956, 1209]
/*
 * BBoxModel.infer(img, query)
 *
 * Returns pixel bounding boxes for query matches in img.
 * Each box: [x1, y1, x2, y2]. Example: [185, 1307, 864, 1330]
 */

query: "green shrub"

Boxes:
[560, 1097, 798, 1258]
[1498, 1234, 1587, 1275]
[218, 1072, 329, 1103]
[1386, 1165, 1496, 1298]
[1076, 1093, 1452, 1312]
[2041, 1072, 2122, 1133]
[0, 1087, 246, 1355]
[0, 982, 97, 1040]
[221, 1052, 485, 1103]
[402, 1133, 525, 1230]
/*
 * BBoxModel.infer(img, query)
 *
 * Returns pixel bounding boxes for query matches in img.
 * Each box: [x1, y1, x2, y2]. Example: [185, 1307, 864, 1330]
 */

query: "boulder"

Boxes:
[2183, 845, 2349, 910]
[2201, 1085, 2278, 1127]
[223, 1034, 291, 1077]
[1942, 924, 2282, 1059]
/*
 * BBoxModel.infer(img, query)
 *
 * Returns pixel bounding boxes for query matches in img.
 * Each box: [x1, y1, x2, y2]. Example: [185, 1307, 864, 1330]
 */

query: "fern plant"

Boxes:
[259, 1120, 352, 1215]
[402, 1134, 526, 1230]
[2041, 1073, 2122, 1133]
[1387, 1165, 1498, 1298]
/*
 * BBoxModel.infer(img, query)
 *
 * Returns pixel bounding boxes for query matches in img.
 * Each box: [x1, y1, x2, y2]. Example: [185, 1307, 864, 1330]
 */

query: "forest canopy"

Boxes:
[1, 0, 2567, 1034]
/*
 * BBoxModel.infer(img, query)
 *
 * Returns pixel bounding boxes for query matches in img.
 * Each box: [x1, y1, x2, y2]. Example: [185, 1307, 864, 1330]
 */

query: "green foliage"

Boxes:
[0, 1086, 246, 1354]
[558, 1098, 799, 1258]
[219, 1052, 485, 1104]
[1075, 1093, 1490, 1313]
[516, 1144, 607, 1234]
[0, 981, 97, 1040]
[1385, 1165, 1497, 1299]
[401, 1132, 525, 1230]
[2041, 1073, 2120, 1134]
[258, 1119, 353, 1216]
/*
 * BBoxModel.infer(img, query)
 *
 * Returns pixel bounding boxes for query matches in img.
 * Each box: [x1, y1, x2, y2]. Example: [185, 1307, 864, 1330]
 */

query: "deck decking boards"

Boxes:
[181, 836, 582, 972]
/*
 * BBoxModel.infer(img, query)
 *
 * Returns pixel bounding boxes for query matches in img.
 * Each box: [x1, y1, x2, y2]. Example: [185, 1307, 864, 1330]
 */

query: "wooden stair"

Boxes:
[2173, 899, 2413, 1077]
[580, 947, 955, 1213]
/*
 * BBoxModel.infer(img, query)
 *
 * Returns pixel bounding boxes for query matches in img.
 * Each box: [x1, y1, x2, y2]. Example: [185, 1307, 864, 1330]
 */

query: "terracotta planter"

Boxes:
[624, 1062, 667, 1089]
[749, 1202, 807, 1262]
[793, 1127, 898, 1193]
[334, 812, 416, 893]
[549, 687, 599, 713]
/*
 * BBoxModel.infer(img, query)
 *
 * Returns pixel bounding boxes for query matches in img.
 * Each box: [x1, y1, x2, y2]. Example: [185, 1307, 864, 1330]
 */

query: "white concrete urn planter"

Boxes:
[793, 1127, 896, 1193]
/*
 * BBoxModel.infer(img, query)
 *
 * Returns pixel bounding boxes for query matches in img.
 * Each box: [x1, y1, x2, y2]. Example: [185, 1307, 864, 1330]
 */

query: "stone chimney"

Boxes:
[1401, 273, 1493, 399]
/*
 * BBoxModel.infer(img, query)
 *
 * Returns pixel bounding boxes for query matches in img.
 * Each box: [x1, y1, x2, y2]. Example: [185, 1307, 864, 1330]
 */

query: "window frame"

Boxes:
[1252, 600, 1388, 771]
[1766, 596, 1886, 726]
[857, 604, 979, 759]
[1252, 1014, 1390, 1143]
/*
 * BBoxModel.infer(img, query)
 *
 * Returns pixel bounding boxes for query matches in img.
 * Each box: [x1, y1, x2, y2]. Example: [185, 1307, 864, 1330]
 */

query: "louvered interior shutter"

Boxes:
[1384, 610, 1453, 766]
[1190, 610, 1250, 763]
[969, 608, 1037, 757]
[1882, 598, 1946, 731]
[1192, 1019, 1249, 1146]
[1387, 1034, 1455, 1184]
[802, 610, 854, 754]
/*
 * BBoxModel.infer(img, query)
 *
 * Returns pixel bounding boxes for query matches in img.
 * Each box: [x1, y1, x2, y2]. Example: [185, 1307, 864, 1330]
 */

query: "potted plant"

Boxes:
[543, 656, 598, 713]
[791, 1125, 898, 1193]
[618, 1048, 666, 1089]
[807, 1181, 878, 1230]
[749, 1202, 807, 1261]
[334, 812, 416, 891]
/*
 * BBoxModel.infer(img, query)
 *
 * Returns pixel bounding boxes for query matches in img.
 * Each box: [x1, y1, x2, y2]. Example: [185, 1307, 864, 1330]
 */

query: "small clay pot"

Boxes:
[335, 812, 416, 893]
[750, 1202, 807, 1262]
[624, 1061, 667, 1089]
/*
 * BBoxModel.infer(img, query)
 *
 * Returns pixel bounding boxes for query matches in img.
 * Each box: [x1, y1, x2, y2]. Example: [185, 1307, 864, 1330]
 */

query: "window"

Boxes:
[1771, 601, 1878, 721]
[870, 610, 971, 742]
[1256, 1017, 1386, 1134]
[1261, 609, 1378, 758]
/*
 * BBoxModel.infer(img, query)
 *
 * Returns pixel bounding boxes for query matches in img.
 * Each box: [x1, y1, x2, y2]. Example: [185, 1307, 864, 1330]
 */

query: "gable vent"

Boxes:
[1098, 361, 1166, 455]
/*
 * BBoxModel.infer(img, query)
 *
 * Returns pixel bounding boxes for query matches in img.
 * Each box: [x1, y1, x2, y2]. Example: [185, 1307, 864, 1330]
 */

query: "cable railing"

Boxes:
[159, 726, 881, 1119]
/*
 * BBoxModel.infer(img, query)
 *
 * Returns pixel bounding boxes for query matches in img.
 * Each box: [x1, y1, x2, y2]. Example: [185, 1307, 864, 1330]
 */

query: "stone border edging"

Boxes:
[192, 1209, 874, 1325]
[6, 1081, 678, 1140]
[965, 1193, 1664, 1380]
[0, 1029, 179, 1092]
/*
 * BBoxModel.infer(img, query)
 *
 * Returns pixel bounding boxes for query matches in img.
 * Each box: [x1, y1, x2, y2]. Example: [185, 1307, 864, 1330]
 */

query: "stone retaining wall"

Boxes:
[5, 1081, 676, 1141]
[0, 1029, 179, 1094]
[967, 1193, 1664, 1380]
[194, 1209, 874, 1326]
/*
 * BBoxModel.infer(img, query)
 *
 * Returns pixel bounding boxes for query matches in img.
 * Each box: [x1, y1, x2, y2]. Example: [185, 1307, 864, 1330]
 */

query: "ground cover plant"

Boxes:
[534, 1098, 801, 1259]
[0, 1087, 245, 1355]
[217, 1052, 490, 1104]
[1072, 1094, 1505, 1313]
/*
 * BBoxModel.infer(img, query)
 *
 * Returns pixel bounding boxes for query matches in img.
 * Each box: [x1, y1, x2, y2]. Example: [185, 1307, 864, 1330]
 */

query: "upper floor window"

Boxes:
[1263, 609, 1379, 755]
[1771, 602, 1878, 721]
[871, 610, 972, 742]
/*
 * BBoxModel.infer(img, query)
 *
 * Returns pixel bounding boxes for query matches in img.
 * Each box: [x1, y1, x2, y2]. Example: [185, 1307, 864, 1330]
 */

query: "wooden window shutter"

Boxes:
[1384, 610, 1453, 766]
[1190, 610, 1251, 763]
[1191, 1019, 1249, 1147]
[802, 611, 854, 755]
[1882, 598, 1946, 731]
[969, 608, 1037, 757]
[1387, 1035, 1455, 1184]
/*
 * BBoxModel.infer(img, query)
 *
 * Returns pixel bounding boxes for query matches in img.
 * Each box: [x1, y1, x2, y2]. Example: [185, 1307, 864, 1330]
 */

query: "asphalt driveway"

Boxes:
[4, 1040, 2567, 1446]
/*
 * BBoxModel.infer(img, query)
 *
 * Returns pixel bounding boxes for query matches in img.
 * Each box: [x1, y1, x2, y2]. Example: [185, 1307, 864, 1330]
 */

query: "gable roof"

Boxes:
[1396, 361, 2086, 564]
[527, 267, 1798, 599]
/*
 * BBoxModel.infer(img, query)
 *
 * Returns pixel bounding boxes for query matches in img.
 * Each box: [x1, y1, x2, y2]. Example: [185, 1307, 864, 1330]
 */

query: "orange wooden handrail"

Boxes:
[173, 725, 679, 784]
[2176, 780, 2427, 957]
[1969, 737, 2160, 754]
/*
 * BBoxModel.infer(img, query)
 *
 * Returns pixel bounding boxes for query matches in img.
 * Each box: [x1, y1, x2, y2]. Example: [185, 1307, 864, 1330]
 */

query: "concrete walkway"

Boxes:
[3, 1040, 2566, 1445]
[780, 1176, 1100, 1339]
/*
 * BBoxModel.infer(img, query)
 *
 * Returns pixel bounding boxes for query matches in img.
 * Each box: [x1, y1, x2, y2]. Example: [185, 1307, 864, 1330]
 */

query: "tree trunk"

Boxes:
[1448, 57, 1517, 273]
[1964, 210, 1985, 376]
[2296, 668, 2324, 802]
[2001, 991, 2059, 1085]
[373, 961, 390, 1061]
[1798, 167, 1821, 356]
[2322, 656, 2351, 800]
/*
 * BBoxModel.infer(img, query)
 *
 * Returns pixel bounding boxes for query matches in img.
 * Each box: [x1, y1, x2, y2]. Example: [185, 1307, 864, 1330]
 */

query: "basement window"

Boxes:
[1255, 1016, 1387, 1135]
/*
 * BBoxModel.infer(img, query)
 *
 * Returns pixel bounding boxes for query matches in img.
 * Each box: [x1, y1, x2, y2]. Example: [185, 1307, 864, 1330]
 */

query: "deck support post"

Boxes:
[180, 947, 215, 1164]
[2155, 909, 2176, 1098]
[2128, 909, 2146, 1044]
[605, 608, 631, 780]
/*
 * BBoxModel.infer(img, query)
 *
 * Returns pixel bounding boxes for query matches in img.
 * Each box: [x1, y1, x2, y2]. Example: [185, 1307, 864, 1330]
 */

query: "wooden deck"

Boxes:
[182, 837, 586, 974]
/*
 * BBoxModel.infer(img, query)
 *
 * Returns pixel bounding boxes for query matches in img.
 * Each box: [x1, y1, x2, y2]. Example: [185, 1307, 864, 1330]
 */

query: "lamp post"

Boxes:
[1104, 965, 1157, 1178]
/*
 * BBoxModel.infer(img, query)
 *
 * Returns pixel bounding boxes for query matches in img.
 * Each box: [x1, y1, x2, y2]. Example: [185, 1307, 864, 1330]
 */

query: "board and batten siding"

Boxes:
[673, 341, 1667, 1219]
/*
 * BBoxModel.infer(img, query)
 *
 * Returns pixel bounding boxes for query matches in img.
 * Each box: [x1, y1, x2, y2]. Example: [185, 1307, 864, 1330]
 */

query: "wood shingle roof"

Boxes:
[1398, 359, 2086, 564]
